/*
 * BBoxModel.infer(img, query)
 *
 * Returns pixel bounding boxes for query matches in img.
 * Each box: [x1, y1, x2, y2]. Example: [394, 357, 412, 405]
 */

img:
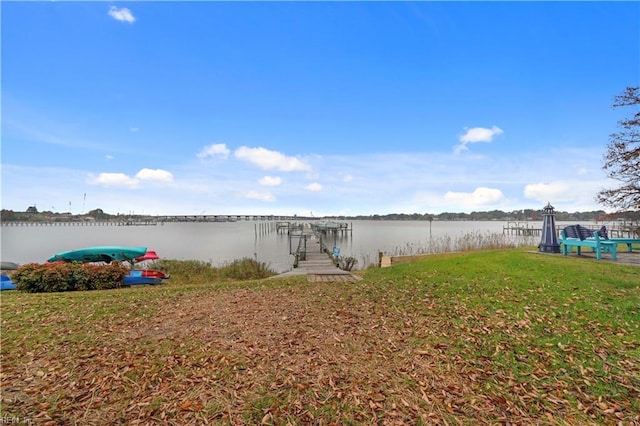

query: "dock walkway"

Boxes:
[278, 232, 361, 283]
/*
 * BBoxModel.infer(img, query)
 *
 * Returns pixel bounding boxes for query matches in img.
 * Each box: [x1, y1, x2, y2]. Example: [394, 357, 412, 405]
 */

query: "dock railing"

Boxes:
[290, 231, 308, 268]
[503, 221, 542, 236]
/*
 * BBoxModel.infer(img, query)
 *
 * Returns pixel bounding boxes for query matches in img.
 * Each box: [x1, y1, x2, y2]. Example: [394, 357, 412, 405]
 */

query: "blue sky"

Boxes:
[2, 2, 639, 216]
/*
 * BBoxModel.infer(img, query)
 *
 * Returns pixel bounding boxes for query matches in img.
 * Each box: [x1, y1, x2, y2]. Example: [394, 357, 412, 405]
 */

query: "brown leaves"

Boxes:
[2, 280, 639, 425]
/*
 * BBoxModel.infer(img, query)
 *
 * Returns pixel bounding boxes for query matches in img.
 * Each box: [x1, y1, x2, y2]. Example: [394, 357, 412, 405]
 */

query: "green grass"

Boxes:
[364, 249, 639, 414]
[1, 248, 638, 425]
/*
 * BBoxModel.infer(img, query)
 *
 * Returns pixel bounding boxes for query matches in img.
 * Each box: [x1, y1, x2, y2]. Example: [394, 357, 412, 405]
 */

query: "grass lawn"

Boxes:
[1, 248, 638, 425]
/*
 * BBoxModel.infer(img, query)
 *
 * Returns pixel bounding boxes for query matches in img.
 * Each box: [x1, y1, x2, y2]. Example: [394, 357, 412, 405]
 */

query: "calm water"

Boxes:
[0, 220, 593, 273]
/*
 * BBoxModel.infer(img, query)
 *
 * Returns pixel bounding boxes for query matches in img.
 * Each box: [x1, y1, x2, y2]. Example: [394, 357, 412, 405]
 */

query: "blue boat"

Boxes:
[123, 270, 162, 286]
[1, 274, 16, 291]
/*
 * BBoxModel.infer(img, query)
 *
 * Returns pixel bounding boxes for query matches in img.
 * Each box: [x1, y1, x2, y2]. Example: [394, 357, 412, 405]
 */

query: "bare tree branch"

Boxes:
[597, 87, 640, 211]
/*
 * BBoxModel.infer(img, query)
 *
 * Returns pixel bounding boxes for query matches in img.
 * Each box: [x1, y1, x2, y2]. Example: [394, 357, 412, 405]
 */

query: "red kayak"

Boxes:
[135, 250, 160, 262]
[132, 251, 169, 279]
[139, 269, 170, 279]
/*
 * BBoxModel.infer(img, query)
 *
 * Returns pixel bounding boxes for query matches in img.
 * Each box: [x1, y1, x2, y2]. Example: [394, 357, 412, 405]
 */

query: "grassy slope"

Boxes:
[1, 248, 638, 425]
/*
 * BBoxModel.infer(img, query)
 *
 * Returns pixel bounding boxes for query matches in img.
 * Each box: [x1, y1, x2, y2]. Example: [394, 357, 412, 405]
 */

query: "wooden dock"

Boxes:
[1, 219, 160, 227]
[311, 221, 352, 236]
[279, 227, 361, 282]
[1, 215, 313, 227]
[276, 221, 303, 234]
[503, 222, 542, 236]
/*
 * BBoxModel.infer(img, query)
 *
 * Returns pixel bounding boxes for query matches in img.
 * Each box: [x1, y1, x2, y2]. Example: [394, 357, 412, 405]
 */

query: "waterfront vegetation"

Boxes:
[388, 230, 539, 257]
[1, 248, 638, 424]
[151, 257, 277, 282]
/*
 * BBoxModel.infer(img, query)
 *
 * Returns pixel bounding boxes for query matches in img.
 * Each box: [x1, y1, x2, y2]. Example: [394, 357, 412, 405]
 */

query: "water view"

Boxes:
[0, 220, 599, 273]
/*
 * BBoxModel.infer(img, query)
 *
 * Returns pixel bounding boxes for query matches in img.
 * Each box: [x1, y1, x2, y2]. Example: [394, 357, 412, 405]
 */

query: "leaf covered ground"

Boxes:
[1, 249, 639, 425]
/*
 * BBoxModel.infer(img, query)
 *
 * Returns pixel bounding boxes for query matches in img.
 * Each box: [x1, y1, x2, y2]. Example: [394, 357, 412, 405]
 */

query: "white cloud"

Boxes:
[523, 180, 606, 207]
[135, 168, 174, 183]
[105, 155, 114, 161]
[242, 190, 276, 202]
[524, 182, 570, 202]
[460, 126, 504, 143]
[343, 174, 354, 182]
[259, 176, 282, 186]
[88, 168, 173, 188]
[89, 172, 139, 188]
[234, 146, 311, 172]
[454, 126, 503, 154]
[523, 180, 614, 212]
[444, 187, 505, 207]
[305, 182, 323, 192]
[197, 143, 230, 159]
[108, 6, 136, 23]
[4, 141, 609, 216]
[130, 127, 139, 132]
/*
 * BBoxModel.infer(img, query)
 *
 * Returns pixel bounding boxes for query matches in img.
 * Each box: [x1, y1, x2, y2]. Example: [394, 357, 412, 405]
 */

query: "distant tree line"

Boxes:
[1, 208, 129, 222]
[338, 209, 638, 222]
[2, 207, 638, 223]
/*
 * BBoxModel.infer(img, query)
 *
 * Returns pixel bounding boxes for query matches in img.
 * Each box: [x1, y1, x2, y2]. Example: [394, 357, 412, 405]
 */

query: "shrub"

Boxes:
[148, 259, 218, 283]
[337, 255, 358, 271]
[88, 263, 129, 290]
[220, 258, 277, 280]
[11, 262, 128, 293]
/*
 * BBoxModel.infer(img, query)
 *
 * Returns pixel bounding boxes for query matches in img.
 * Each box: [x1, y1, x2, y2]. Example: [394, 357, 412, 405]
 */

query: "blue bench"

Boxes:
[607, 238, 640, 253]
[560, 225, 617, 261]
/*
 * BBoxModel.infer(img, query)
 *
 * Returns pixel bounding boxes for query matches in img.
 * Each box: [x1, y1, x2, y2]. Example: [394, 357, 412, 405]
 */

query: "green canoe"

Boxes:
[47, 246, 147, 263]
